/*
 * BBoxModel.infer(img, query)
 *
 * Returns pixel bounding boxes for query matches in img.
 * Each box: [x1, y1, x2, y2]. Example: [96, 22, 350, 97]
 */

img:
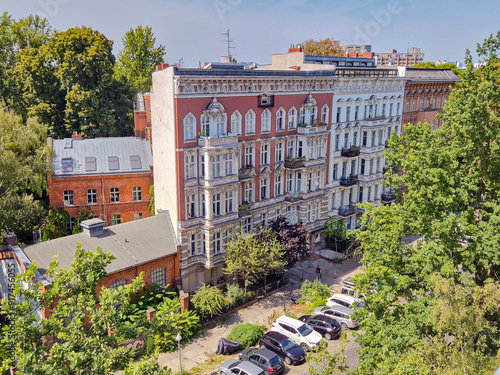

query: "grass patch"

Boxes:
[189, 353, 230, 375]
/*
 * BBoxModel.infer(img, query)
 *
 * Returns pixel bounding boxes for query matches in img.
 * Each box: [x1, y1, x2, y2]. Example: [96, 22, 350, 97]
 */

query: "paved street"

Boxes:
[156, 253, 363, 374]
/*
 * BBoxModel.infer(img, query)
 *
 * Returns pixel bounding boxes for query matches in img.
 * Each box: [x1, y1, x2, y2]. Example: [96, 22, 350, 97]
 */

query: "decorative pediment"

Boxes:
[260, 166, 272, 175]
[203, 97, 226, 117]
[275, 164, 285, 173]
[302, 94, 317, 111]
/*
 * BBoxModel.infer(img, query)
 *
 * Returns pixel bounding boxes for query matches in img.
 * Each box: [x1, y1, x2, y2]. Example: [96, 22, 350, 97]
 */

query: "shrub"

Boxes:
[300, 279, 331, 304]
[150, 298, 201, 352]
[227, 323, 266, 349]
[123, 352, 172, 375]
[226, 283, 254, 307]
[191, 283, 228, 319]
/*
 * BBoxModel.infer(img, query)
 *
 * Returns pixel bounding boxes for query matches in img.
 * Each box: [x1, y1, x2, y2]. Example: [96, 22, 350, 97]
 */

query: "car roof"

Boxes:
[323, 304, 354, 314]
[330, 293, 359, 303]
[311, 314, 337, 323]
[276, 315, 304, 328]
[237, 360, 266, 373]
[263, 330, 288, 341]
[254, 348, 280, 359]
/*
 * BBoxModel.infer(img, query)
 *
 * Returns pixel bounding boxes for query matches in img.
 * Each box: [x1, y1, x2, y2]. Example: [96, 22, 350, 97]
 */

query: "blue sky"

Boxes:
[4, 0, 498, 66]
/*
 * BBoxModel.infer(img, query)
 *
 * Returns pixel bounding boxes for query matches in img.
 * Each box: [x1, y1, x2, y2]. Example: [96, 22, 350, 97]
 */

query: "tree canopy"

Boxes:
[1, 244, 145, 374]
[269, 216, 310, 267]
[6, 25, 133, 138]
[353, 32, 500, 374]
[0, 104, 49, 243]
[301, 38, 343, 57]
[115, 26, 166, 94]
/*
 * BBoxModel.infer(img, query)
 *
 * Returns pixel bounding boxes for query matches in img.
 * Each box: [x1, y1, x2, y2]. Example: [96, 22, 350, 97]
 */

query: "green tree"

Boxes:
[7, 26, 133, 138]
[301, 37, 343, 56]
[115, 26, 166, 94]
[0, 104, 50, 243]
[0, 243, 145, 374]
[72, 206, 95, 234]
[353, 32, 500, 374]
[325, 216, 358, 254]
[42, 206, 70, 241]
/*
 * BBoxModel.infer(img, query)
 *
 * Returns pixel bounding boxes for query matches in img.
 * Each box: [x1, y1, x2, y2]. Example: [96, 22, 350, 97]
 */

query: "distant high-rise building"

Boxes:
[375, 47, 424, 66]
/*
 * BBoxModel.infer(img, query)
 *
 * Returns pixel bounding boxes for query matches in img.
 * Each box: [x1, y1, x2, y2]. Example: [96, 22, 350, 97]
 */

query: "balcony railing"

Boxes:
[340, 147, 361, 157]
[238, 204, 252, 217]
[285, 157, 306, 169]
[339, 175, 358, 186]
[381, 193, 396, 201]
[297, 125, 328, 135]
[338, 205, 356, 217]
[285, 191, 303, 202]
[238, 167, 255, 180]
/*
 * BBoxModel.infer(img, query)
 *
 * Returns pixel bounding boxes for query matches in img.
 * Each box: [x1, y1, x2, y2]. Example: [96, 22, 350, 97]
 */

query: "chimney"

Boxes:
[81, 218, 105, 237]
[155, 63, 170, 71]
[146, 308, 156, 323]
[288, 43, 303, 53]
[289, 66, 301, 71]
[71, 134, 82, 139]
[4, 233, 18, 247]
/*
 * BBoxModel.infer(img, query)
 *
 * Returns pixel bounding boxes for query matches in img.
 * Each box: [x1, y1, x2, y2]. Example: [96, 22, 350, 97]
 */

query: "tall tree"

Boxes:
[301, 38, 343, 57]
[0, 104, 50, 243]
[1, 244, 145, 374]
[7, 26, 133, 138]
[352, 32, 500, 374]
[269, 216, 310, 267]
[115, 26, 166, 94]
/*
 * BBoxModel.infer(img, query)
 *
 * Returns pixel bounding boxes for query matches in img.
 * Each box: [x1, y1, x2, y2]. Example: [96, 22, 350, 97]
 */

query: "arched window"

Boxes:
[216, 115, 226, 137]
[261, 109, 271, 132]
[151, 267, 166, 286]
[321, 105, 329, 123]
[288, 107, 297, 129]
[110, 280, 127, 290]
[246, 110, 255, 134]
[183, 113, 196, 141]
[231, 111, 241, 135]
[276, 108, 285, 131]
[201, 115, 210, 137]
[300, 108, 306, 125]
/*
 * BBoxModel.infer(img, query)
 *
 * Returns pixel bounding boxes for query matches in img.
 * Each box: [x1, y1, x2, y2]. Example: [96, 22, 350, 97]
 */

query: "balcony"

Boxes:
[238, 166, 255, 180]
[285, 157, 306, 169]
[285, 191, 303, 202]
[381, 193, 396, 202]
[238, 203, 253, 217]
[340, 146, 361, 157]
[258, 94, 275, 108]
[297, 124, 328, 135]
[338, 205, 356, 217]
[339, 175, 358, 186]
[198, 134, 239, 148]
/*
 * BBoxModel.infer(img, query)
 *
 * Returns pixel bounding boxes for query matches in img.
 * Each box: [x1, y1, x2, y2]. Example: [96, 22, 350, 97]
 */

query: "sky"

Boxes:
[3, 0, 499, 67]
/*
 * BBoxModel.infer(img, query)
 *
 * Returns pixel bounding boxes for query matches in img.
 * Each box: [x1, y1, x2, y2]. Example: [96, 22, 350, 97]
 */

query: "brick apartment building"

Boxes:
[0, 213, 181, 321]
[144, 47, 406, 292]
[402, 68, 461, 129]
[48, 136, 154, 228]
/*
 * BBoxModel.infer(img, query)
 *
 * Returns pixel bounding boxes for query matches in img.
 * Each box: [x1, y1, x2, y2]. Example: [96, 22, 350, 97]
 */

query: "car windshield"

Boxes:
[297, 324, 313, 336]
[280, 338, 296, 351]
[269, 355, 283, 367]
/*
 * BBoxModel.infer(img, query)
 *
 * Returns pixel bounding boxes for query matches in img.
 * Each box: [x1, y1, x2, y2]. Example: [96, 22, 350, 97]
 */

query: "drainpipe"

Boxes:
[101, 173, 106, 224]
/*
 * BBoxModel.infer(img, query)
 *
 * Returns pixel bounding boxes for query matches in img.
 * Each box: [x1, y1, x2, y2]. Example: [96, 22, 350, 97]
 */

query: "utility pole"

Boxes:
[222, 29, 235, 62]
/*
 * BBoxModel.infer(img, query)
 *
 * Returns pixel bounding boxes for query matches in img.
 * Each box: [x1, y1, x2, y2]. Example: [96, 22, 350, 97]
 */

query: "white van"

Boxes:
[326, 293, 365, 309]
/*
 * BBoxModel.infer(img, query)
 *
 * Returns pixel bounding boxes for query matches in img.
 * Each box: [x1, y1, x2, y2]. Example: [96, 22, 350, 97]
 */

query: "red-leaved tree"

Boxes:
[268, 216, 311, 267]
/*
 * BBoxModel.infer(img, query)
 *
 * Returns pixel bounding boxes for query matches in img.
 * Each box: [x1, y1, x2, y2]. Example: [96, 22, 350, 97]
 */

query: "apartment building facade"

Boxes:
[150, 57, 406, 292]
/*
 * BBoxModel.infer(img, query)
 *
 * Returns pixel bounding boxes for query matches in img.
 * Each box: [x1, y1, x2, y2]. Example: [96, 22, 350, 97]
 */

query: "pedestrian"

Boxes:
[316, 265, 321, 281]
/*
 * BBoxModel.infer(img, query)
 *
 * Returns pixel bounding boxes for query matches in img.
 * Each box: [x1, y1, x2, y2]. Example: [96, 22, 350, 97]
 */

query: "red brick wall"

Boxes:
[48, 172, 153, 225]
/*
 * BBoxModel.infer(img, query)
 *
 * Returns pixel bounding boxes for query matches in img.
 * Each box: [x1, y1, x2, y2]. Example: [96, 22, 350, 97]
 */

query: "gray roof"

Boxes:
[22, 213, 178, 283]
[51, 137, 153, 176]
[405, 68, 461, 81]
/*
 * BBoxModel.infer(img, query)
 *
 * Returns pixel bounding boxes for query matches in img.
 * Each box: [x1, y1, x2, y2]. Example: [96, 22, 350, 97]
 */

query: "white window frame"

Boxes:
[245, 110, 255, 134]
[261, 109, 271, 132]
[183, 113, 196, 141]
[132, 186, 142, 201]
[231, 111, 242, 135]
[276, 108, 285, 131]
[261, 144, 269, 165]
[288, 107, 297, 129]
[275, 175, 282, 196]
[276, 141, 283, 162]
[63, 190, 74, 206]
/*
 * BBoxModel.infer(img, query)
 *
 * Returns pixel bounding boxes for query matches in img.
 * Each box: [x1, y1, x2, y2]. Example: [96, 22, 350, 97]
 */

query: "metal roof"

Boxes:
[51, 137, 153, 176]
[405, 68, 461, 81]
[22, 213, 178, 283]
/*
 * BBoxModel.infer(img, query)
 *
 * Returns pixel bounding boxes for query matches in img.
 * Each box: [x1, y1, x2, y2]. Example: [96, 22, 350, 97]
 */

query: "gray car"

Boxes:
[239, 347, 285, 375]
[219, 359, 267, 375]
[312, 304, 358, 330]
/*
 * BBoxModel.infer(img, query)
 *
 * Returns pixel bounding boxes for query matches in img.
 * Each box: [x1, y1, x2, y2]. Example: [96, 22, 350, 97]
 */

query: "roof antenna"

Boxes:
[222, 15, 235, 63]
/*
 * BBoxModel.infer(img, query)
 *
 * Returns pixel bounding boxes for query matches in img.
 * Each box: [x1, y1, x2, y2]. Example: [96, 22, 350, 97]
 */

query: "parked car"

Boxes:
[342, 277, 355, 289]
[326, 293, 365, 309]
[219, 359, 266, 375]
[239, 347, 285, 375]
[312, 305, 358, 330]
[270, 316, 323, 351]
[298, 315, 341, 340]
[259, 331, 306, 366]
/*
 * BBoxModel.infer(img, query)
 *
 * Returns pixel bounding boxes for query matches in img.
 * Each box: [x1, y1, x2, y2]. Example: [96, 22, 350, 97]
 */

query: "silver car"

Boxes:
[219, 359, 267, 375]
[312, 304, 358, 330]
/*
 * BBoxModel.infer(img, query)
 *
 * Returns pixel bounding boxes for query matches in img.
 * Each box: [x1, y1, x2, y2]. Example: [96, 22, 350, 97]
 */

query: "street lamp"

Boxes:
[176, 333, 183, 373]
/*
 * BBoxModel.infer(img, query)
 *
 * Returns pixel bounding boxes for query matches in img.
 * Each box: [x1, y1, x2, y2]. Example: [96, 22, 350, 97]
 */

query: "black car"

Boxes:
[239, 347, 285, 375]
[298, 315, 342, 340]
[259, 331, 306, 366]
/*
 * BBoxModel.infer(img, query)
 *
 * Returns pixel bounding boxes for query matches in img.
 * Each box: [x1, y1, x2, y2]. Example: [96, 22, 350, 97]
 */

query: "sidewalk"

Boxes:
[157, 254, 363, 374]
